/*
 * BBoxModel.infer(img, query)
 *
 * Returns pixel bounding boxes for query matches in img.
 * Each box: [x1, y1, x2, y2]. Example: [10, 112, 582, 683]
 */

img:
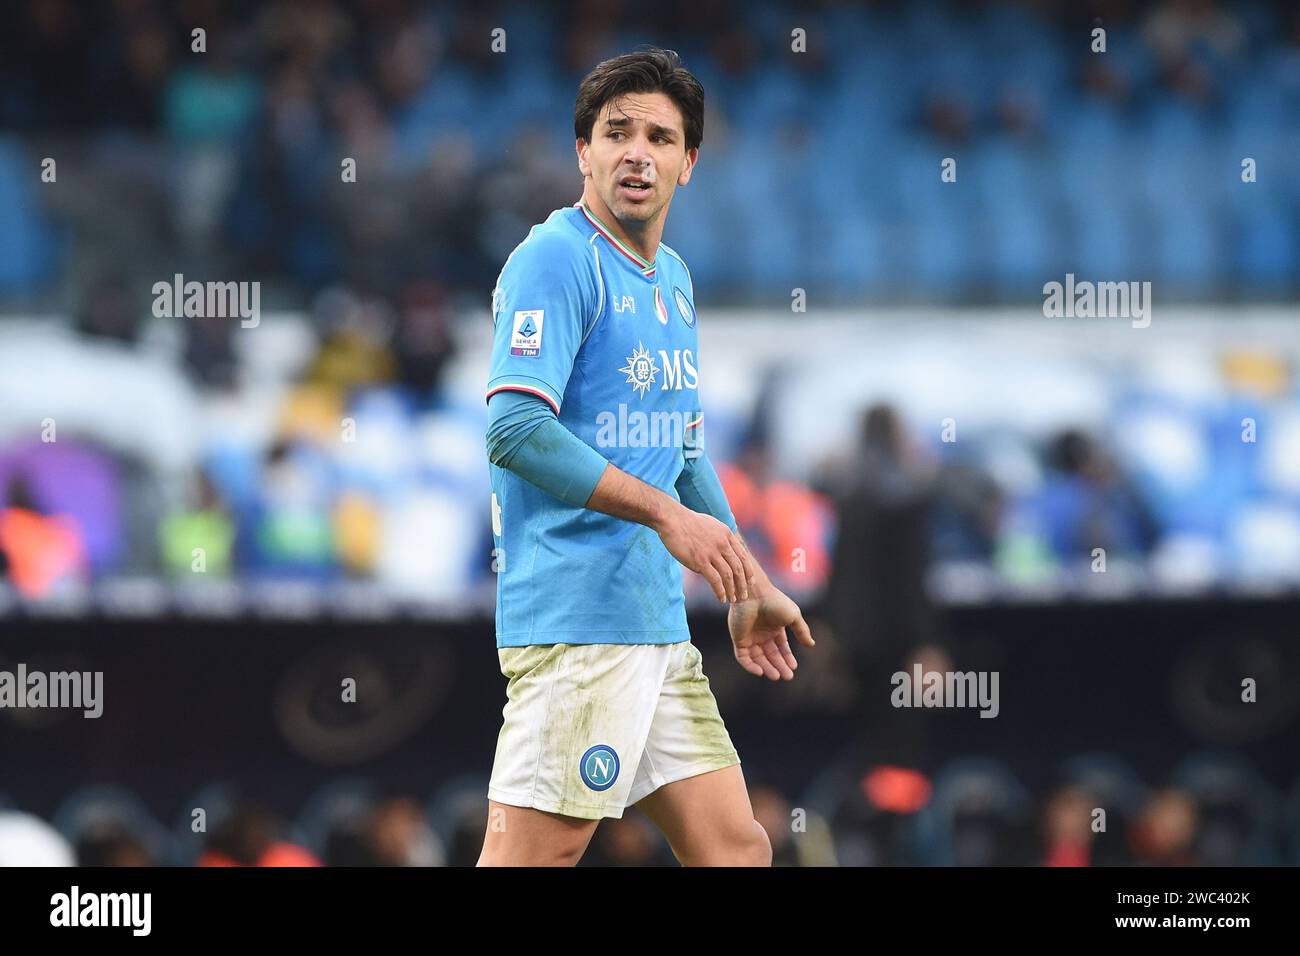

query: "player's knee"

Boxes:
[711, 817, 771, 866]
[545, 840, 590, 867]
[478, 839, 587, 867]
[478, 823, 591, 867]
[680, 817, 771, 867]
[746, 818, 773, 867]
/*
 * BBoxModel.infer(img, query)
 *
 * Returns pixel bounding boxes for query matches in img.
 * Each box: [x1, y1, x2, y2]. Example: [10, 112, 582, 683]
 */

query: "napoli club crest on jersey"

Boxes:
[674, 287, 695, 327]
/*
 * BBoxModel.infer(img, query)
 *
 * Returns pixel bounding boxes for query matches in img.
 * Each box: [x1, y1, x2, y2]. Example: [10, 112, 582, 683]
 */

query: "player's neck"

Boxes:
[578, 189, 662, 267]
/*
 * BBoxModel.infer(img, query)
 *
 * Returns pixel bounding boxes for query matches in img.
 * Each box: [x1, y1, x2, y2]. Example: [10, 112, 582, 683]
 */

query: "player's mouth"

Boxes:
[617, 176, 653, 201]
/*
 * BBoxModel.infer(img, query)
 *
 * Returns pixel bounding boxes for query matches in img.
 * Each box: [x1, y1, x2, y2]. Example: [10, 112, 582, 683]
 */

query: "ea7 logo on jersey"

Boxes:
[510, 310, 544, 356]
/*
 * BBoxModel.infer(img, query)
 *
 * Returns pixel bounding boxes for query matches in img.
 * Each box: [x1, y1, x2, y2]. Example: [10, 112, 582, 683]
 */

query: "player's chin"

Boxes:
[610, 191, 659, 220]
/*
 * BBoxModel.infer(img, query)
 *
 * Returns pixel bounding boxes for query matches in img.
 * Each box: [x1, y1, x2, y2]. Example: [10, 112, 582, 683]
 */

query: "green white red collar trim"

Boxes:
[577, 201, 657, 278]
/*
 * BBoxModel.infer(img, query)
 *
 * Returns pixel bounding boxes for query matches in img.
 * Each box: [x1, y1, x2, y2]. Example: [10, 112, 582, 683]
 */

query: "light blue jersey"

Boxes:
[487, 202, 705, 647]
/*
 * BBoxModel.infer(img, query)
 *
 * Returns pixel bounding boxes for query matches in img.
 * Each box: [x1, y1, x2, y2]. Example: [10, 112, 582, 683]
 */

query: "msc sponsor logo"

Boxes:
[618, 343, 697, 398]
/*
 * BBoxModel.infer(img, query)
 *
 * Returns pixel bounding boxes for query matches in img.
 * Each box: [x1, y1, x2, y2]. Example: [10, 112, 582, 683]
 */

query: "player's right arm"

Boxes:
[485, 230, 754, 604]
[584, 462, 753, 604]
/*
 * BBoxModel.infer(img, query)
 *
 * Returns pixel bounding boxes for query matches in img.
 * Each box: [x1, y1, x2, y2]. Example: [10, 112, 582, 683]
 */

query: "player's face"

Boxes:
[577, 91, 697, 226]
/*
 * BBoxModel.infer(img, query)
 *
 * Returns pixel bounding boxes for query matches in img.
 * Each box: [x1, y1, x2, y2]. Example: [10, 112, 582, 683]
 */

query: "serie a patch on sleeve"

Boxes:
[510, 310, 544, 356]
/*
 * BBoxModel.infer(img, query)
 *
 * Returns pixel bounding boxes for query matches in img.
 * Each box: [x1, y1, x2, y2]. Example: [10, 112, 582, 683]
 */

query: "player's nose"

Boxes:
[623, 140, 652, 166]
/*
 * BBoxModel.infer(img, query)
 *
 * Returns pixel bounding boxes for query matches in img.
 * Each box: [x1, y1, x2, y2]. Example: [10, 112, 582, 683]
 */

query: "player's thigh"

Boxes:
[477, 800, 599, 867]
[627, 641, 763, 865]
[489, 643, 666, 822]
[635, 764, 771, 867]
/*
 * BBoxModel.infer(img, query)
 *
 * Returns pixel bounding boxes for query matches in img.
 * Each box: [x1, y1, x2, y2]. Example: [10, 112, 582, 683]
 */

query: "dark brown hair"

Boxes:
[574, 48, 704, 152]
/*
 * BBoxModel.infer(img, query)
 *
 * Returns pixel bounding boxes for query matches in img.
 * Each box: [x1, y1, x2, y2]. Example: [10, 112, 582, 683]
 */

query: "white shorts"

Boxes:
[487, 641, 740, 820]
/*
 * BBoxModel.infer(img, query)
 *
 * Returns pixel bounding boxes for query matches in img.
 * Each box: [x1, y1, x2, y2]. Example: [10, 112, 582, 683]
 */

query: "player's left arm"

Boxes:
[725, 547, 815, 681]
[675, 427, 738, 532]
[675, 423, 815, 680]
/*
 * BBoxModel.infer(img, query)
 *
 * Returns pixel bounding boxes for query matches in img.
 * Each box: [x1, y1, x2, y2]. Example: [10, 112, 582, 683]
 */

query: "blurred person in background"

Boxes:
[75, 821, 156, 867]
[930, 454, 1005, 561]
[240, 439, 337, 579]
[364, 796, 443, 867]
[1142, 0, 1245, 79]
[1041, 783, 1136, 867]
[1129, 788, 1200, 866]
[160, 469, 234, 577]
[949, 797, 1038, 867]
[75, 275, 141, 345]
[0, 438, 128, 579]
[717, 436, 832, 597]
[1040, 785, 1097, 867]
[183, 312, 239, 391]
[163, 22, 259, 257]
[822, 404, 942, 767]
[750, 784, 836, 867]
[197, 801, 321, 867]
[393, 279, 456, 404]
[304, 286, 398, 393]
[1033, 429, 1159, 565]
[830, 764, 932, 866]
[0, 475, 89, 598]
[95, 6, 174, 130]
[578, 813, 676, 867]
[323, 796, 443, 866]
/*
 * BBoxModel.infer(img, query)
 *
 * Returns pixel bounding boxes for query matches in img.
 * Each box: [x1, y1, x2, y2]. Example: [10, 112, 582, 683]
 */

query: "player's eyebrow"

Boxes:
[604, 116, 679, 140]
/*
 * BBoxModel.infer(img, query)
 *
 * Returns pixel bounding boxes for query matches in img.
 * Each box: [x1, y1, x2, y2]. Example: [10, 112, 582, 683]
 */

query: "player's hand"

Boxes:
[654, 506, 755, 603]
[727, 584, 815, 680]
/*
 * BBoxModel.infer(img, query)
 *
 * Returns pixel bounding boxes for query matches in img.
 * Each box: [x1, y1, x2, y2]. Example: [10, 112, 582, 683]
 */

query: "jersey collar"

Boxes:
[576, 200, 657, 279]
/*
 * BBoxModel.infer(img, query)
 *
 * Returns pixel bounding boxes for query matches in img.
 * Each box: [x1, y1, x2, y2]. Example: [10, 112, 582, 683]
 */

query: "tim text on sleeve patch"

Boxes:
[510, 310, 544, 356]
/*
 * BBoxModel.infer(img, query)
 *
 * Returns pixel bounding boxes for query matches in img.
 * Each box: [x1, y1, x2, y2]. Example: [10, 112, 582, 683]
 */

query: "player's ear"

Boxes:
[576, 139, 591, 178]
[677, 147, 698, 187]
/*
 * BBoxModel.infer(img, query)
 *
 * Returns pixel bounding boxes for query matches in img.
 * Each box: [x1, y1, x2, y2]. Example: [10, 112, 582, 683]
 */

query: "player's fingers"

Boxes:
[722, 541, 748, 601]
[701, 563, 727, 603]
[752, 645, 781, 680]
[763, 639, 795, 680]
[734, 646, 765, 678]
[711, 553, 737, 604]
[776, 633, 799, 672]
[790, 612, 815, 647]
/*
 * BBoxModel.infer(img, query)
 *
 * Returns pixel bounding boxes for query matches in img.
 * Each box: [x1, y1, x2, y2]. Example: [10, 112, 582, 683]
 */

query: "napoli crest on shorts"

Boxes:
[673, 287, 696, 327]
[579, 744, 620, 791]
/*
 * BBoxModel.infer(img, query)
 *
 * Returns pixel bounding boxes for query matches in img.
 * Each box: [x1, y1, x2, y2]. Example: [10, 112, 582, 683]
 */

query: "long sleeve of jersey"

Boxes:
[674, 416, 737, 532]
[486, 388, 609, 508]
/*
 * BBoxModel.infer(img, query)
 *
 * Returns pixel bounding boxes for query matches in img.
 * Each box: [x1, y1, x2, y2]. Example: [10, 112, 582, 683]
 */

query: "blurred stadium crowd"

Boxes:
[2, 750, 1296, 865]
[2, 0, 1298, 300]
[6, 306, 1299, 610]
